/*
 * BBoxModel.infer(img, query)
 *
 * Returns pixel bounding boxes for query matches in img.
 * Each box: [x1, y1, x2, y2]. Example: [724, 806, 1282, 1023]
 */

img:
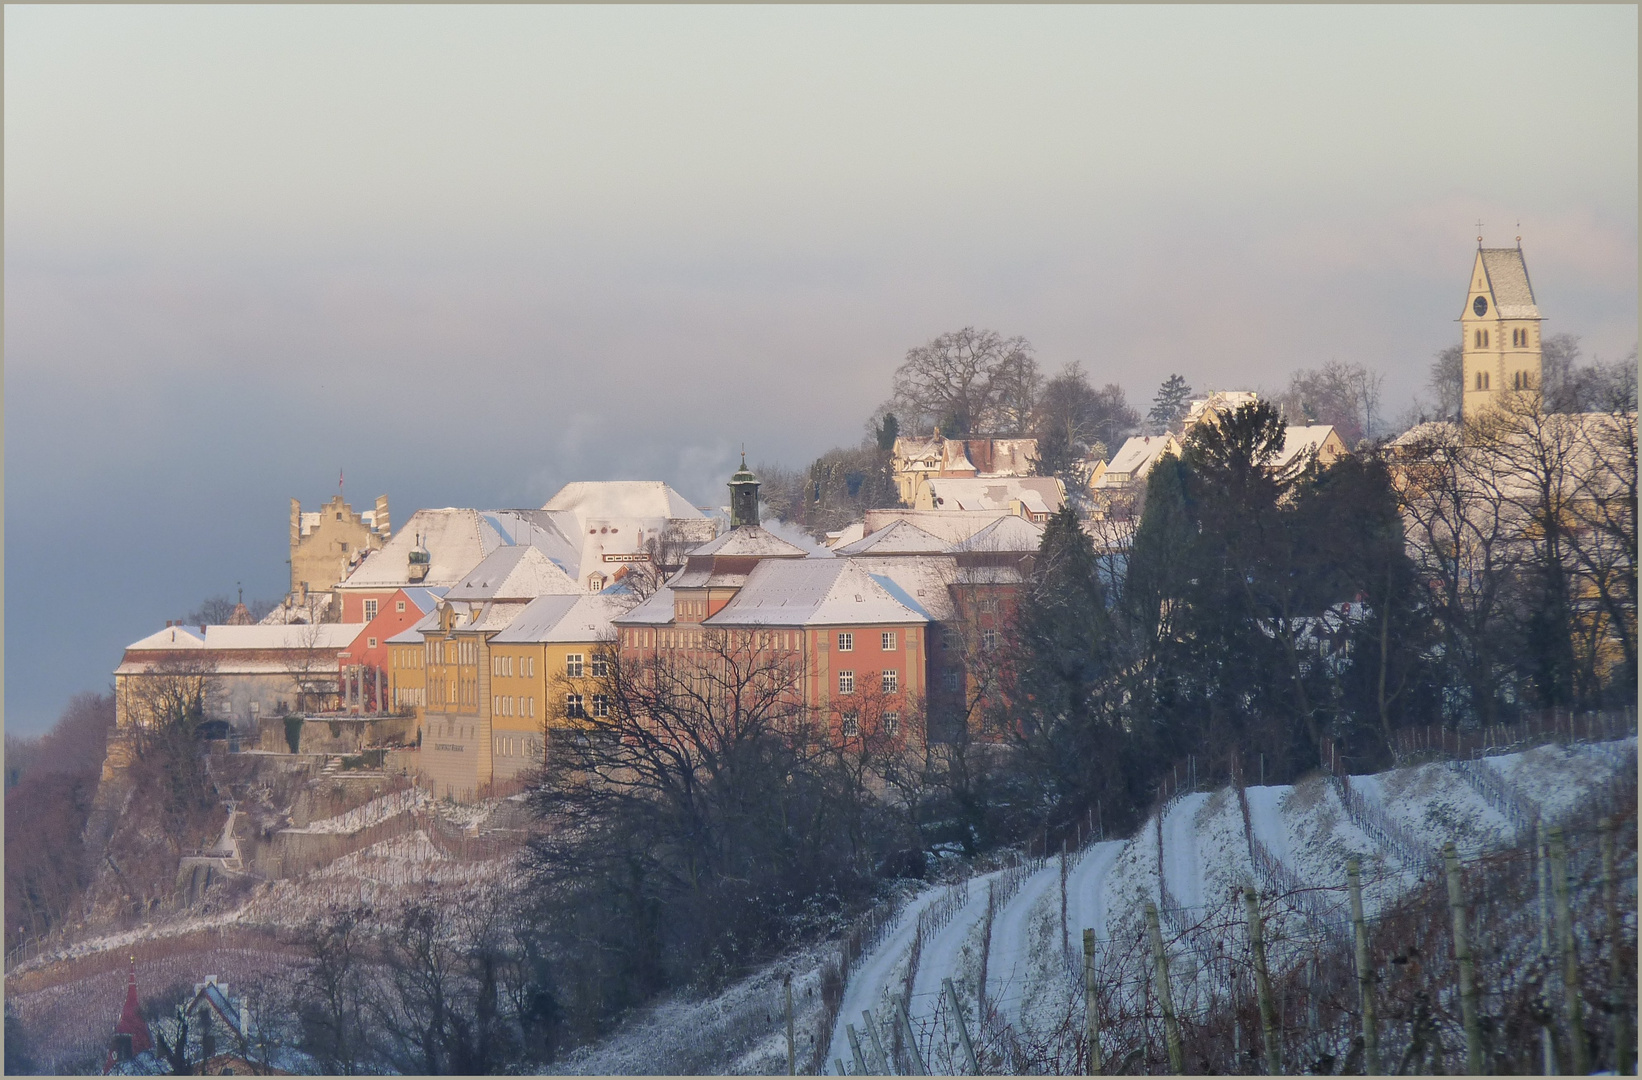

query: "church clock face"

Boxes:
[1473, 295, 1488, 316]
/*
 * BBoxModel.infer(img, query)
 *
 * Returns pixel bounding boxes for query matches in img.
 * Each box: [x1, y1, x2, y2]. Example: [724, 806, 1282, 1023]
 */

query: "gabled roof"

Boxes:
[542, 480, 706, 520]
[490, 592, 635, 644]
[444, 546, 580, 603]
[1474, 248, 1540, 320]
[846, 556, 959, 620]
[612, 586, 678, 626]
[1100, 434, 1180, 482]
[338, 508, 505, 590]
[947, 514, 1045, 554]
[705, 559, 932, 628]
[834, 519, 949, 556]
[1272, 424, 1344, 470]
[686, 525, 808, 559]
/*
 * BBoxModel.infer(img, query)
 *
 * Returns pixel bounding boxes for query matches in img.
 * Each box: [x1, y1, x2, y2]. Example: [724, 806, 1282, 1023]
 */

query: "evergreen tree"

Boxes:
[1147, 374, 1193, 429]
[1009, 507, 1138, 830]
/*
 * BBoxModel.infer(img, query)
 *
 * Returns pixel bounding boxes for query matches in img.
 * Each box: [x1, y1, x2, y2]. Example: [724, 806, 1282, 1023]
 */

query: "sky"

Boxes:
[5, 5, 1637, 735]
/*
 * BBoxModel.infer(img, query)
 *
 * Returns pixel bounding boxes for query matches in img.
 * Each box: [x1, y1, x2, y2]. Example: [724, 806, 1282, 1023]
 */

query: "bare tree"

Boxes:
[892, 327, 1039, 437]
[1273, 360, 1384, 444]
[1425, 345, 1464, 423]
[1567, 408, 1639, 697]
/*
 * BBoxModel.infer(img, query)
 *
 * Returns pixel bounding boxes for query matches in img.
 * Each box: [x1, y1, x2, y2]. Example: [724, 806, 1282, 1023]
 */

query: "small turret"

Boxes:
[729, 453, 760, 528]
[407, 533, 431, 583]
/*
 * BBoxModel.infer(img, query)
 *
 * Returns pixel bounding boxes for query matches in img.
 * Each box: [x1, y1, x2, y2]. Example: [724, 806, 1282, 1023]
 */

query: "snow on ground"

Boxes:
[1160, 792, 1210, 911]
[1483, 737, 1635, 824]
[1351, 761, 1512, 858]
[908, 870, 1005, 1020]
[287, 786, 429, 834]
[823, 881, 951, 1069]
[984, 861, 1062, 1027]
[553, 941, 837, 1076]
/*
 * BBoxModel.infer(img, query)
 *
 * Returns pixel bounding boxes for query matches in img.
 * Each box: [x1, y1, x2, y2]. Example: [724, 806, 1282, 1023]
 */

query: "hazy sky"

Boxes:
[6, 5, 1636, 734]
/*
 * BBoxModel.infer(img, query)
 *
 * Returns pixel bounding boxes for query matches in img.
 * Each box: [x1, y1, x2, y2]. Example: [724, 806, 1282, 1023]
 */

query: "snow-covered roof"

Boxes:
[1476, 248, 1540, 320]
[445, 546, 580, 602]
[825, 522, 867, 549]
[123, 624, 364, 653]
[462, 601, 532, 634]
[861, 509, 1014, 545]
[687, 525, 808, 559]
[398, 586, 448, 613]
[834, 519, 950, 556]
[947, 514, 1045, 554]
[845, 556, 959, 620]
[1099, 434, 1180, 483]
[490, 592, 635, 644]
[542, 480, 706, 521]
[1272, 424, 1344, 470]
[613, 587, 678, 626]
[920, 476, 1065, 513]
[706, 559, 933, 628]
[339, 508, 505, 590]
[1183, 391, 1260, 429]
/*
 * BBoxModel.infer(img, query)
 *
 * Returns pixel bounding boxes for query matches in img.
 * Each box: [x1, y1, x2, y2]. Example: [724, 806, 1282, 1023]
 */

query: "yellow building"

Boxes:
[1461, 242, 1543, 420]
[416, 545, 581, 799]
[486, 592, 635, 786]
[290, 493, 390, 597]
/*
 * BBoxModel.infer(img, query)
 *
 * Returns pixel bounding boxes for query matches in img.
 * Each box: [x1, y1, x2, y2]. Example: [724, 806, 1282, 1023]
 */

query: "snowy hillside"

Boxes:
[548, 735, 1633, 1076]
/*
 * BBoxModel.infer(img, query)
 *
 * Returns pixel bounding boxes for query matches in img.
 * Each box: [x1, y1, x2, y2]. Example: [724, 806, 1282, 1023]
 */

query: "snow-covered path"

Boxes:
[1161, 792, 1210, 911]
[826, 885, 945, 1069]
[1066, 840, 1124, 944]
[1244, 785, 1292, 864]
[909, 871, 1004, 1012]
[981, 862, 1059, 1022]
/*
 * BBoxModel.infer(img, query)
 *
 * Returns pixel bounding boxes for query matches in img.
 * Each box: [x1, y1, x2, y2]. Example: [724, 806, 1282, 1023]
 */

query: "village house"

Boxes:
[890, 435, 1039, 505]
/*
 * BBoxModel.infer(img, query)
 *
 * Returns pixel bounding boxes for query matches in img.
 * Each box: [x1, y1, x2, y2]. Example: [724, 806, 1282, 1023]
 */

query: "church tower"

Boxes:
[1461, 235, 1543, 420]
[728, 454, 760, 528]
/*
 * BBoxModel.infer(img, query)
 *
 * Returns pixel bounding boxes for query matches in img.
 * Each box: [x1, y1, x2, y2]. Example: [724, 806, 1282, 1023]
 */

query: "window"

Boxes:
[527, 696, 535, 718]
[842, 713, 859, 738]
[882, 669, 899, 693]
[837, 632, 854, 652]
[838, 670, 855, 694]
[883, 711, 899, 737]
[592, 655, 609, 677]
[566, 694, 586, 718]
[978, 596, 999, 614]
[368, 637, 377, 648]
[943, 670, 962, 691]
[364, 599, 378, 620]
[881, 631, 897, 651]
[592, 694, 610, 717]
[982, 629, 998, 650]
[942, 628, 960, 650]
[397, 600, 407, 612]
[566, 654, 584, 678]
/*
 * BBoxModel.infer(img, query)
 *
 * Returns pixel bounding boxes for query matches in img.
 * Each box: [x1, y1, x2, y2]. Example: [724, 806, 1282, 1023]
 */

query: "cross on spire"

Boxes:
[1475, 219, 1485, 246]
